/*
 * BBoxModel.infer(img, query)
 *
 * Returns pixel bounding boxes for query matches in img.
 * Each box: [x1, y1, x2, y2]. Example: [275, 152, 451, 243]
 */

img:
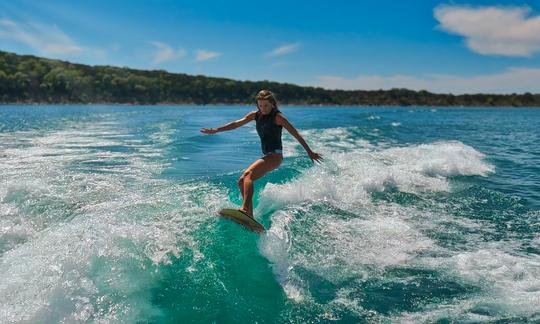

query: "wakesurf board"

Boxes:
[218, 208, 265, 233]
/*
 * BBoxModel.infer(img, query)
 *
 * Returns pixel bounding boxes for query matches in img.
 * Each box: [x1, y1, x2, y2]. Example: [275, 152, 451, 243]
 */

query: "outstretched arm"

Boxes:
[276, 113, 324, 164]
[200, 111, 257, 134]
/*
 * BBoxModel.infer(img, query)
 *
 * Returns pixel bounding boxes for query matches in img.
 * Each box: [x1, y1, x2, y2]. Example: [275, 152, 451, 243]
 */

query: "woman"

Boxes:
[200, 90, 323, 218]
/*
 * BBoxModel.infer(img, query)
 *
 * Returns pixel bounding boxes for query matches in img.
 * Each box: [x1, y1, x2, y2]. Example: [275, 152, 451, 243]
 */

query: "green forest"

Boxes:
[1, 50, 539, 106]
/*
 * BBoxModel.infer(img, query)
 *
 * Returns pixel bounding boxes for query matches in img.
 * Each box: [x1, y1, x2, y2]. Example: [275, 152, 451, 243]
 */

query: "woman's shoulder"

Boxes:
[274, 108, 284, 117]
[274, 110, 286, 126]
[273, 108, 283, 116]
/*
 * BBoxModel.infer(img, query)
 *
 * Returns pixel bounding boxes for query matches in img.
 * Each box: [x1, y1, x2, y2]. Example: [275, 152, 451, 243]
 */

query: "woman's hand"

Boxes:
[200, 128, 218, 134]
[308, 150, 324, 164]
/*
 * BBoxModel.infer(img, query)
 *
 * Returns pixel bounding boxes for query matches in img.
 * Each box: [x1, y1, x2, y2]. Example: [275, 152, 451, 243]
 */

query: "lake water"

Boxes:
[0, 105, 539, 322]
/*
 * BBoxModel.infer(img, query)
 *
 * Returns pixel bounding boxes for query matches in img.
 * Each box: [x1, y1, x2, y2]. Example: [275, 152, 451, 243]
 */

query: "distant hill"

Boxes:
[1, 50, 539, 106]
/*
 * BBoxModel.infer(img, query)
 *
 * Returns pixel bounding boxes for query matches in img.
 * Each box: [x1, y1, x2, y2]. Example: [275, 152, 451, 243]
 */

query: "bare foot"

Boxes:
[237, 208, 253, 218]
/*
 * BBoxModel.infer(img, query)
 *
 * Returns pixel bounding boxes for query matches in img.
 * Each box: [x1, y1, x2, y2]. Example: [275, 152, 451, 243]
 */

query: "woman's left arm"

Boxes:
[276, 113, 324, 164]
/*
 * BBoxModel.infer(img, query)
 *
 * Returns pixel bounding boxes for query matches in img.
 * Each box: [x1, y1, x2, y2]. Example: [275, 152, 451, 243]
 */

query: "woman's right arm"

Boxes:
[200, 111, 257, 134]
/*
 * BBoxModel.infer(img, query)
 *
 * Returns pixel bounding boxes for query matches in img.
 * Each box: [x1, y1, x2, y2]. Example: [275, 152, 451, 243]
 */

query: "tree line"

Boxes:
[1, 50, 539, 106]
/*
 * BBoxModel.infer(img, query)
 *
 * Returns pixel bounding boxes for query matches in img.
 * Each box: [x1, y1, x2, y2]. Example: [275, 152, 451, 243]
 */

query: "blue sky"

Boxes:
[1, 0, 540, 94]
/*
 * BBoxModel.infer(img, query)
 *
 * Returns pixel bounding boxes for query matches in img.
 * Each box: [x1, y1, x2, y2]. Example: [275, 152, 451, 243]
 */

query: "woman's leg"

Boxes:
[238, 153, 282, 217]
[237, 177, 246, 201]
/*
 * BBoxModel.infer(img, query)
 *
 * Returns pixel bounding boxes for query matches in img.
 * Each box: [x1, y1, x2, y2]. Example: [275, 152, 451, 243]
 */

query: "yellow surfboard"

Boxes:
[218, 208, 266, 233]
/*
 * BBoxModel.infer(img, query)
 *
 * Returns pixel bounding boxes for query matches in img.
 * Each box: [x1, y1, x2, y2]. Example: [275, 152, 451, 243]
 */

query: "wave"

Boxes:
[0, 118, 225, 322]
[260, 135, 494, 212]
[257, 127, 538, 321]
[2, 119, 536, 322]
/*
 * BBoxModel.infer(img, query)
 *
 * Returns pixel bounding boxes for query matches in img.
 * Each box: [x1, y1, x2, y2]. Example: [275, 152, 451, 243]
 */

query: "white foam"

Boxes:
[259, 203, 437, 289]
[382, 141, 495, 177]
[0, 119, 227, 322]
[285, 127, 493, 178]
[0, 180, 225, 320]
[317, 214, 435, 267]
[441, 244, 540, 314]
[258, 209, 304, 301]
[259, 138, 493, 214]
[298, 127, 374, 154]
[395, 243, 540, 322]
[256, 126, 538, 321]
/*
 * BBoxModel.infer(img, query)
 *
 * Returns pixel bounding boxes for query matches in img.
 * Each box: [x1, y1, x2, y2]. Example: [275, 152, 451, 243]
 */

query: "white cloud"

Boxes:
[92, 48, 108, 59]
[269, 61, 288, 68]
[265, 43, 299, 57]
[0, 19, 16, 27]
[110, 43, 121, 52]
[315, 68, 540, 94]
[434, 5, 540, 57]
[43, 44, 83, 55]
[148, 41, 187, 64]
[0, 19, 83, 55]
[194, 49, 221, 62]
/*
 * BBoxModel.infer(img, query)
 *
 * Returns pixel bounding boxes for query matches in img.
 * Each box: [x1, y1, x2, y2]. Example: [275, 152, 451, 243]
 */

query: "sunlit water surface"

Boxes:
[0, 105, 538, 322]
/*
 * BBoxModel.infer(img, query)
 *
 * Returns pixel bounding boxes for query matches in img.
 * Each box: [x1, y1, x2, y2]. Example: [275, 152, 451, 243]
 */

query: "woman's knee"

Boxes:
[237, 176, 244, 188]
[238, 170, 253, 185]
[243, 170, 254, 181]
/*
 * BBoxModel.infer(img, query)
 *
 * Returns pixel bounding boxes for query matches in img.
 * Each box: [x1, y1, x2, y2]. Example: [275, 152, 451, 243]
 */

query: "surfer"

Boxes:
[200, 90, 323, 218]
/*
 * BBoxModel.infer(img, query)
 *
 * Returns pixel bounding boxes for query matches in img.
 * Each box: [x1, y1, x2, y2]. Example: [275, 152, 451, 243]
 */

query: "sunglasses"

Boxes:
[256, 91, 275, 100]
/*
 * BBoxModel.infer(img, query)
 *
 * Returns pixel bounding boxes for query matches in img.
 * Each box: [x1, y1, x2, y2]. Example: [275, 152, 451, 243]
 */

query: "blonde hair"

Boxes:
[255, 90, 278, 111]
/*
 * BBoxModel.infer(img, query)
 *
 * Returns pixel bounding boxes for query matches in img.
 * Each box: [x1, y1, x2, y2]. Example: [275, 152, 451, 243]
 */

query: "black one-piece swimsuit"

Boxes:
[255, 108, 283, 157]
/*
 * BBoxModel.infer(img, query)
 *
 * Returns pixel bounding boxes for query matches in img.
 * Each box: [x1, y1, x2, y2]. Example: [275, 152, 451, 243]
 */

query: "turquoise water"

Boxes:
[0, 105, 538, 323]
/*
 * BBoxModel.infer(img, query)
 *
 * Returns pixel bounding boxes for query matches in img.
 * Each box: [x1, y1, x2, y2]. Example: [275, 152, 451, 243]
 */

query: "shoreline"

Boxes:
[1, 101, 539, 108]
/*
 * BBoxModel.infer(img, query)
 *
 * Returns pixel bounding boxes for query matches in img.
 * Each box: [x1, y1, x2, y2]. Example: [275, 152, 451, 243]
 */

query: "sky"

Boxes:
[1, 0, 540, 94]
